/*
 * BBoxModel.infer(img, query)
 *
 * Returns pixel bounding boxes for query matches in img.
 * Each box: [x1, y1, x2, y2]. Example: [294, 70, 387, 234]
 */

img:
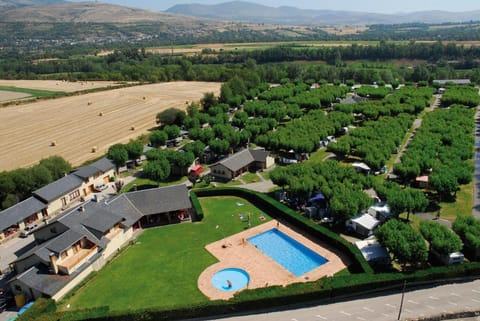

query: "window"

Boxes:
[69, 190, 80, 201]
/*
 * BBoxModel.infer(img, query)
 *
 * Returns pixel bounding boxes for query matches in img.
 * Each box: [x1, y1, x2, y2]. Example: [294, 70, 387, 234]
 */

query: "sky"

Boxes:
[72, 0, 480, 14]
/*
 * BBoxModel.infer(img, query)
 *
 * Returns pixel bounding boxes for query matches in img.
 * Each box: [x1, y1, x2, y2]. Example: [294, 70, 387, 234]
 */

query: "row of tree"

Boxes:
[453, 216, 480, 260]
[441, 86, 480, 108]
[329, 114, 414, 171]
[256, 110, 353, 154]
[394, 106, 475, 198]
[0, 156, 72, 210]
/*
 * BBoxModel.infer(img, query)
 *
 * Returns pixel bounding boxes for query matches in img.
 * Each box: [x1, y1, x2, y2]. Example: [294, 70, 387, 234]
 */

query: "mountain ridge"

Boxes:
[166, 1, 480, 25]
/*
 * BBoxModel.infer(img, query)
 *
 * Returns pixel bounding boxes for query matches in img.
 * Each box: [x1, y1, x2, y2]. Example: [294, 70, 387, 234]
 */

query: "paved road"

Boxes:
[205, 279, 480, 321]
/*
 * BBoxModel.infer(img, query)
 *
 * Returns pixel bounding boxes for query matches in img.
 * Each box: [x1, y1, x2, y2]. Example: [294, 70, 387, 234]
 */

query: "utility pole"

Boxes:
[397, 280, 407, 320]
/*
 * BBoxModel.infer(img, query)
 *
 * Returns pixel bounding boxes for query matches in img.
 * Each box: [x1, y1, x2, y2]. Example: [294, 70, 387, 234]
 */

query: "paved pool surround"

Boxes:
[198, 220, 350, 300]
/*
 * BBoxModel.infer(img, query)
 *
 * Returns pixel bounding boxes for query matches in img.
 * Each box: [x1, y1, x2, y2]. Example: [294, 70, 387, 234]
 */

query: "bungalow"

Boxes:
[32, 158, 115, 216]
[352, 162, 371, 175]
[415, 175, 430, 189]
[0, 197, 47, 242]
[210, 149, 274, 181]
[355, 238, 391, 266]
[346, 213, 380, 237]
[9, 184, 193, 302]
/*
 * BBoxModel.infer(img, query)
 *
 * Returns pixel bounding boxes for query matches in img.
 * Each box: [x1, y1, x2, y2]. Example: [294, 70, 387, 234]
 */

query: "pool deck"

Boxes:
[197, 220, 351, 300]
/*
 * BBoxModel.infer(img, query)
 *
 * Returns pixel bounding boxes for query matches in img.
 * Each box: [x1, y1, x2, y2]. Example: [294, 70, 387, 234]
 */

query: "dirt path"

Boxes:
[391, 94, 441, 167]
[0, 81, 221, 171]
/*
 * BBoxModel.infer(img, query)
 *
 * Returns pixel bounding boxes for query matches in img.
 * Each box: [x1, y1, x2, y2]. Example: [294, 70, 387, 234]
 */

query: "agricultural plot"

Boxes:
[0, 80, 124, 93]
[0, 90, 31, 102]
[0, 81, 221, 171]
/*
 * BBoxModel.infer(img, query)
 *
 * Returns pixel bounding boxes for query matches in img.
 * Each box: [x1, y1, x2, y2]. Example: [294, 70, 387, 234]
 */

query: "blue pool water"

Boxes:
[247, 228, 328, 277]
[211, 268, 250, 292]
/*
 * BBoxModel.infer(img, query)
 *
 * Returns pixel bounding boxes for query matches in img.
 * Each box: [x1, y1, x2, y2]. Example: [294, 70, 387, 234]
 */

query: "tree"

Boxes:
[143, 159, 171, 182]
[31, 165, 53, 190]
[200, 92, 218, 111]
[187, 102, 199, 116]
[107, 144, 129, 169]
[0, 172, 15, 208]
[375, 219, 428, 269]
[420, 220, 462, 256]
[125, 140, 144, 161]
[183, 141, 205, 158]
[38, 156, 72, 180]
[149, 130, 168, 147]
[156, 108, 186, 126]
[429, 170, 459, 198]
[163, 124, 181, 140]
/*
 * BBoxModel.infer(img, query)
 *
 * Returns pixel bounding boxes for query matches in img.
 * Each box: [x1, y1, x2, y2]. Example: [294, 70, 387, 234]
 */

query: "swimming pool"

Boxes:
[247, 228, 328, 277]
[211, 268, 250, 292]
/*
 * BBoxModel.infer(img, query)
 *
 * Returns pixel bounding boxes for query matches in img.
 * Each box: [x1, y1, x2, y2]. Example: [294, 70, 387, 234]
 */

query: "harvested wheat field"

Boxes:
[0, 90, 31, 102]
[0, 81, 221, 171]
[0, 80, 125, 93]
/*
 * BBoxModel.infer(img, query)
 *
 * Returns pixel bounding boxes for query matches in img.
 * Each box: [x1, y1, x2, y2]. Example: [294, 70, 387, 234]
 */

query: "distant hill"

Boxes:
[0, 0, 64, 10]
[0, 1, 218, 24]
[167, 1, 480, 25]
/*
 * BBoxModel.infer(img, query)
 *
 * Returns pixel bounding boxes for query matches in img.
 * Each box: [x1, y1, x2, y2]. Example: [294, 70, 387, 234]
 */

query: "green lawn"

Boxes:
[120, 175, 188, 193]
[60, 196, 270, 313]
[439, 180, 474, 221]
[241, 172, 261, 184]
[0, 85, 64, 98]
[306, 148, 333, 164]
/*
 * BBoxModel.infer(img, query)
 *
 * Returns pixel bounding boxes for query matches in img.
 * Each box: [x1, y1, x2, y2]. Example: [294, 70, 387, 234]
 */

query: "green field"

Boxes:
[0, 85, 64, 98]
[60, 196, 270, 312]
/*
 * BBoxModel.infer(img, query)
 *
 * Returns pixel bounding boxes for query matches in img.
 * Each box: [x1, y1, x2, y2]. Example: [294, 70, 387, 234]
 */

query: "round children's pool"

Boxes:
[211, 268, 250, 292]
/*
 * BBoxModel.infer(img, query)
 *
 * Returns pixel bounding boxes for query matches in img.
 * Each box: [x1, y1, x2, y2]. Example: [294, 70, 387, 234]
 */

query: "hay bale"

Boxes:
[131, 126, 136, 131]
[99, 112, 103, 116]
[143, 96, 146, 100]
[51, 141, 57, 147]
[92, 146, 97, 153]
[87, 101, 92, 106]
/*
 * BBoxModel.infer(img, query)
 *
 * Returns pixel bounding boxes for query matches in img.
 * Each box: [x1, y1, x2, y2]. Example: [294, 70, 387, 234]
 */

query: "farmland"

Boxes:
[0, 81, 221, 171]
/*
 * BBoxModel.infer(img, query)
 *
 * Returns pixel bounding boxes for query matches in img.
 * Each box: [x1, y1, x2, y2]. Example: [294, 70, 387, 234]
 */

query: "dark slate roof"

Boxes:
[73, 158, 115, 179]
[0, 197, 47, 231]
[125, 185, 192, 216]
[250, 149, 269, 162]
[33, 174, 83, 203]
[46, 229, 84, 254]
[218, 149, 254, 172]
[11, 264, 71, 297]
[105, 194, 144, 227]
[11, 251, 101, 297]
[81, 210, 123, 234]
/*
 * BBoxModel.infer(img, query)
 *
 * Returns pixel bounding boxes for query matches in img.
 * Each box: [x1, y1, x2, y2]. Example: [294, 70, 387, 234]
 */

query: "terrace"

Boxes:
[57, 246, 98, 275]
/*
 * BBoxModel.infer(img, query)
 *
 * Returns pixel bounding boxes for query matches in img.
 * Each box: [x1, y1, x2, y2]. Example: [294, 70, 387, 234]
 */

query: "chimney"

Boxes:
[49, 253, 58, 275]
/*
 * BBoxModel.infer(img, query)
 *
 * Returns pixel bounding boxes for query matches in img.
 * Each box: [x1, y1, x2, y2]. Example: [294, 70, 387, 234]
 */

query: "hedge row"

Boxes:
[189, 191, 203, 221]
[22, 188, 480, 321]
[25, 263, 480, 321]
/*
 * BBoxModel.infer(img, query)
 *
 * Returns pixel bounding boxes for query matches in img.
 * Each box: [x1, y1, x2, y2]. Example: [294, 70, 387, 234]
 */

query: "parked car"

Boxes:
[20, 224, 38, 238]
[95, 184, 108, 192]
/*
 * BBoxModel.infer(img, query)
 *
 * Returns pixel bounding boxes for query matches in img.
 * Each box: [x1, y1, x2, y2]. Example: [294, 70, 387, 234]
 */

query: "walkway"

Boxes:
[205, 278, 480, 321]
